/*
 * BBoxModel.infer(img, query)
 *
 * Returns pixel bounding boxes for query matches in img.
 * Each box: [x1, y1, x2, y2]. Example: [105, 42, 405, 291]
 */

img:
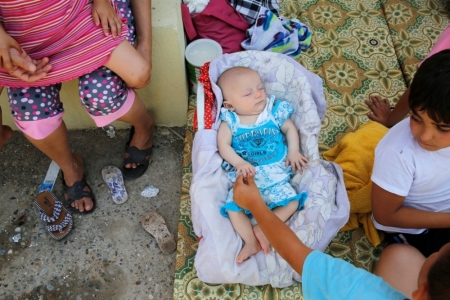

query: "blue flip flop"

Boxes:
[102, 166, 128, 204]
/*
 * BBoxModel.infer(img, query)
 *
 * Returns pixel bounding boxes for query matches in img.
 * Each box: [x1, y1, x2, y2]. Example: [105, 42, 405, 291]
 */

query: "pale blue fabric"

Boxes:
[220, 96, 308, 217]
[302, 251, 408, 300]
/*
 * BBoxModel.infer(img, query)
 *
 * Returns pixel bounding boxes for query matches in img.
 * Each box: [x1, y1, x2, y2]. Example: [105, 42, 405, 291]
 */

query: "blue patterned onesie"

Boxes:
[220, 96, 308, 217]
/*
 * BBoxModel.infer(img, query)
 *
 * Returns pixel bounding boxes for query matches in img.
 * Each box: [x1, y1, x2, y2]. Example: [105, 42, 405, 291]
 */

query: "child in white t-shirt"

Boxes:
[371, 49, 450, 257]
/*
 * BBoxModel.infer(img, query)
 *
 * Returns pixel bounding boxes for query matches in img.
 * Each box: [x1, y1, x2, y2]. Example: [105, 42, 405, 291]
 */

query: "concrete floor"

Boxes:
[0, 126, 185, 300]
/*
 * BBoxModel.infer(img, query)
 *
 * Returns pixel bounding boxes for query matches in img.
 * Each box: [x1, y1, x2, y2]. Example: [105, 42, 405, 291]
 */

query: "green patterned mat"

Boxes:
[173, 0, 449, 298]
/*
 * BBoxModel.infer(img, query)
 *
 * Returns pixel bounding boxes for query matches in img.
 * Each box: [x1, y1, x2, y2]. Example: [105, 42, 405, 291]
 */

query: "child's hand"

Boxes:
[92, 0, 123, 38]
[365, 95, 392, 127]
[286, 151, 308, 173]
[235, 162, 256, 179]
[234, 175, 262, 211]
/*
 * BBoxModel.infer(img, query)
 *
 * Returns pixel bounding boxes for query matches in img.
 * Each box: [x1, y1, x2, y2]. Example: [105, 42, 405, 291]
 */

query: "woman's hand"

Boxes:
[92, 0, 123, 38]
[286, 151, 308, 173]
[9, 48, 52, 82]
[0, 28, 23, 73]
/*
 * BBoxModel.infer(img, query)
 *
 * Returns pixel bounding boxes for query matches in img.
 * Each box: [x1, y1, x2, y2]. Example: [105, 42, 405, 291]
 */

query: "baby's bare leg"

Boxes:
[229, 211, 261, 263]
[104, 40, 150, 89]
[253, 200, 299, 254]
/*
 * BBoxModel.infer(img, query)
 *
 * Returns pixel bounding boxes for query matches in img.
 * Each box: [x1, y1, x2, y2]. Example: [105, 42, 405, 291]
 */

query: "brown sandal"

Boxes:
[140, 211, 176, 254]
[34, 191, 73, 240]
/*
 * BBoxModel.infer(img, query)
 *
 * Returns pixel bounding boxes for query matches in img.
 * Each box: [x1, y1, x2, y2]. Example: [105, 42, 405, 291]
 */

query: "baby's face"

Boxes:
[223, 70, 267, 116]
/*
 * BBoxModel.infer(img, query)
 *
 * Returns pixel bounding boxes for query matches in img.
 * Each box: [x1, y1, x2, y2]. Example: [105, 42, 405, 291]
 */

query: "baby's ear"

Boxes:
[223, 100, 235, 111]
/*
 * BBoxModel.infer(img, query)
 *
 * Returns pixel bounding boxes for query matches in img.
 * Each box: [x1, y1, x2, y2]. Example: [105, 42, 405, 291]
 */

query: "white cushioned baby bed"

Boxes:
[190, 50, 350, 288]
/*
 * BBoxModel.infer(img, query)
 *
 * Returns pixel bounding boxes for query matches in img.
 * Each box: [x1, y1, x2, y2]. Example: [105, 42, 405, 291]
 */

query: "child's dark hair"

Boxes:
[409, 49, 450, 124]
[428, 247, 450, 300]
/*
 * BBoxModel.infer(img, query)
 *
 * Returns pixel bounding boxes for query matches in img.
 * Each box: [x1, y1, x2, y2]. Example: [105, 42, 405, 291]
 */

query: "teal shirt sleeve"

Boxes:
[272, 99, 294, 127]
[302, 251, 409, 300]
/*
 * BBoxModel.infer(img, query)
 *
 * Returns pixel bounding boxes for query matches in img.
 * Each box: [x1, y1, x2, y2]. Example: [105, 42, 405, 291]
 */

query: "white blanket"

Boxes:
[191, 51, 350, 287]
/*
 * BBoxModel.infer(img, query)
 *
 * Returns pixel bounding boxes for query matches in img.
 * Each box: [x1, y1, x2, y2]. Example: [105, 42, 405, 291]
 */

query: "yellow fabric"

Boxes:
[323, 121, 389, 247]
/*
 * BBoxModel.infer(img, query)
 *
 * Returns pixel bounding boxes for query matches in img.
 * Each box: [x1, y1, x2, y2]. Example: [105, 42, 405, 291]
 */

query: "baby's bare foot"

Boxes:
[253, 225, 270, 254]
[237, 239, 261, 263]
[0, 125, 13, 152]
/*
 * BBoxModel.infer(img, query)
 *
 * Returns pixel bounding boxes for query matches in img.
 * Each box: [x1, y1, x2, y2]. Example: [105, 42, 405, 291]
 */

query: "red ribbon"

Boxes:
[198, 62, 216, 129]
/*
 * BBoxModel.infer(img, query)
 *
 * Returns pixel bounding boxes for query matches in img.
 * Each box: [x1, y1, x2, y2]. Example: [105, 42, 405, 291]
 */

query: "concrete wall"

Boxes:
[0, 0, 188, 130]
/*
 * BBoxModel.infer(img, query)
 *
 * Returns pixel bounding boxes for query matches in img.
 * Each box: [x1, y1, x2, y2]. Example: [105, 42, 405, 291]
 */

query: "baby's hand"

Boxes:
[92, 0, 123, 38]
[286, 151, 308, 173]
[235, 162, 256, 179]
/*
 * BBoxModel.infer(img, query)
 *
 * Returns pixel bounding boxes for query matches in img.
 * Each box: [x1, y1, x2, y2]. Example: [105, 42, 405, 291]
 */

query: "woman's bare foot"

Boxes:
[237, 237, 261, 263]
[253, 224, 270, 254]
[63, 153, 94, 212]
[0, 125, 13, 152]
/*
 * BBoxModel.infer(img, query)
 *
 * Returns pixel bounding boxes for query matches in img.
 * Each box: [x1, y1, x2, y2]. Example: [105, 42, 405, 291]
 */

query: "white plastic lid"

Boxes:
[185, 39, 223, 67]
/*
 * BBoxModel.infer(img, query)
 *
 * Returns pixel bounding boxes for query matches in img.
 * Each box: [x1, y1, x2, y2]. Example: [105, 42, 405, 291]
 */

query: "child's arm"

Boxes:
[130, 0, 152, 67]
[92, 0, 123, 38]
[218, 121, 255, 178]
[365, 87, 410, 128]
[233, 175, 312, 273]
[372, 183, 450, 228]
[281, 119, 308, 173]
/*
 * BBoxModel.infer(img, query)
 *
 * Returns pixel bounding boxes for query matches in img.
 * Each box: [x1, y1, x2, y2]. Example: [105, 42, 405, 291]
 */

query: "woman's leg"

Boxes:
[0, 86, 13, 151]
[104, 41, 150, 89]
[24, 123, 94, 212]
[7, 85, 94, 212]
[117, 93, 154, 159]
[81, 0, 153, 172]
[0, 106, 13, 152]
[79, 65, 154, 171]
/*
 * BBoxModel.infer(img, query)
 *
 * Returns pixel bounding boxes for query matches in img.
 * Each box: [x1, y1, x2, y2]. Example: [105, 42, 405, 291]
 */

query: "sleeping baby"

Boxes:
[217, 66, 308, 263]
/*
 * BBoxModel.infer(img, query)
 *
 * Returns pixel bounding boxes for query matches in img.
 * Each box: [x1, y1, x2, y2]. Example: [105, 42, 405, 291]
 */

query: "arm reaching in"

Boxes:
[218, 121, 256, 178]
[281, 119, 308, 173]
[233, 175, 312, 274]
[365, 88, 410, 128]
